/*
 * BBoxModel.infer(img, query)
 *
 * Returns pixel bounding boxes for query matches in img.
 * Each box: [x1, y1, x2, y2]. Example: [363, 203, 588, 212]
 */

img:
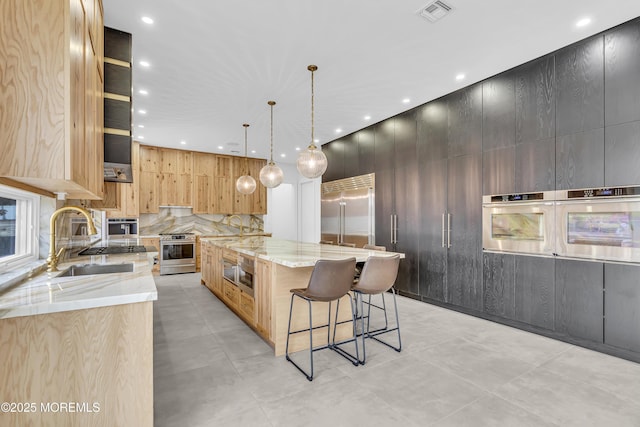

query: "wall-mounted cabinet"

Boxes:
[141, 145, 266, 214]
[0, 0, 104, 200]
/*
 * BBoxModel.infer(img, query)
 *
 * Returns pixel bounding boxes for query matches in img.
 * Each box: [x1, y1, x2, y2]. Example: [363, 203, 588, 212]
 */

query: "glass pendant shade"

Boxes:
[236, 174, 256, 194]
[259, 161, 284, 188]
[297, 64, 328, 179]
[297, 146, 328, 178]
[235, 123, 256, 194]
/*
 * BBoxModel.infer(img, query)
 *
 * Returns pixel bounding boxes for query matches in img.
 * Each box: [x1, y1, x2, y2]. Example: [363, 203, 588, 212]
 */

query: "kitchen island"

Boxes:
[200, 236, 403, 356]
[0, 249, 157, 427]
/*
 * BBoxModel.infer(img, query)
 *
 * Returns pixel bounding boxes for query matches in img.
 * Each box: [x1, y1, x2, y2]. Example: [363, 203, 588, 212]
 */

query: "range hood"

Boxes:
[103, 27, 133, 183]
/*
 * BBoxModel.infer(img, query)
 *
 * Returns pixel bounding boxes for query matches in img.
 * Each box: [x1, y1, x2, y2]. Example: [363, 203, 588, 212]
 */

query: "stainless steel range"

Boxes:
[159, 233, 196, 275]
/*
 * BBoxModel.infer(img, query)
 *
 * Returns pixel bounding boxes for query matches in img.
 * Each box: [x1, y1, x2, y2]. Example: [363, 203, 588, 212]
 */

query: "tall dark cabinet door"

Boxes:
[418, 102, 448, 302]
[343, 133, 360, 178]
[514, 256, 555, 330]
[446, 153, 483, 310]
[394, 111, 419, 295]
[356, 128, 375, 175]
[321, 140, 344, 182]
[374, 120, 395, 251]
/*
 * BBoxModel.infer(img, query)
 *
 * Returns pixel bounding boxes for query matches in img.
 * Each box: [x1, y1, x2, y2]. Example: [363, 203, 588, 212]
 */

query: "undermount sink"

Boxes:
[57, 263, 134, 277]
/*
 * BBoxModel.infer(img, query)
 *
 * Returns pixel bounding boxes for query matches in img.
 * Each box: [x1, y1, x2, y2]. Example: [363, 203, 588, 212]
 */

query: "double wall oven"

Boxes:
[482, 186, 640, 263]
[160, 233, 196, 275]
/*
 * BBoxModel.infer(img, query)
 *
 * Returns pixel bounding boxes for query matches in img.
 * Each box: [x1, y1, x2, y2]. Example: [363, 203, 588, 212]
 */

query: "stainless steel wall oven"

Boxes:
[482, 191, 556, 256]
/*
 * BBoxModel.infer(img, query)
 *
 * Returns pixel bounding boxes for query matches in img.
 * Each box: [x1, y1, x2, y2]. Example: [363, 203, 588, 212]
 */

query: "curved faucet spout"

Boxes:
[47, 206, 98, 272]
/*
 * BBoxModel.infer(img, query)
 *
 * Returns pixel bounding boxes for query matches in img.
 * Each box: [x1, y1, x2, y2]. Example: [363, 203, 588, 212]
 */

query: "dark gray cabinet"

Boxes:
[374, 120, 395, 253]
[322, 139, 345, 182]
[514, 256, 555, 330]
[555, 259, 604, 342]
[604, 18, 640, 127]
[483, 252, 516, 319]
[604, 120, 640, 186]
[356, 128, 375, 175]
[342, 133, 359, 178]
[482, 74, 516, 151]
[555, 36, 604, 136]
[556, 128, 604, 190]
[515, 56, 555, 144]
[394, 111, 420, 296]
[418, 102, 448, 302]
[604, 263, 640, 353]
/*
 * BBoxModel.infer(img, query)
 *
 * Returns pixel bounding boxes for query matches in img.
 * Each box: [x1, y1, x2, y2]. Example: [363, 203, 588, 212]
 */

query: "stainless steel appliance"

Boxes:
[482, 191, 555, 256]
[106, 218, 138, 239]
[321, 173, 375, 247]
[555, 186, 640, 263]
[160, 233, 196, 275]
[222, 252, 255, 297]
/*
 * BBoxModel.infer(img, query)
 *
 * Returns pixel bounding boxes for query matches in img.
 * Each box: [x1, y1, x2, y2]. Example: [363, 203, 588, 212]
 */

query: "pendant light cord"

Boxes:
[268, 100, 276, 164]
[243, 123, 249, 174]
[308, 65, 318, 150]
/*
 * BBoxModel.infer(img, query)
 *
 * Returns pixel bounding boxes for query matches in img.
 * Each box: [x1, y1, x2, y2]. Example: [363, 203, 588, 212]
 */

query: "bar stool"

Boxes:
[352, 255, 401, 364]
[285, 257, 359, 381]
[355, 244, 386, 280]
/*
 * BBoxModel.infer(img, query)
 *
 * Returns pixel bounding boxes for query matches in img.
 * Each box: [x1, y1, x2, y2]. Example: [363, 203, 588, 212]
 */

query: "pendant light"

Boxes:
[296, 65, 328, 179]
[235, 123, 257, 194]
[259, 101, 284, 188]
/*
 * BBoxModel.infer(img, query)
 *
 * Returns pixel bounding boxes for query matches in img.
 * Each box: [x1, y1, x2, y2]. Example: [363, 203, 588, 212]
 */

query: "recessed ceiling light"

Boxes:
[141, 16, 154, 24]
[456, 73, 465, 81]
[314, 139, 320, 143]
[576, 17, 591, 27]
[295, 147, 301, 151]
[251, 150, 256, 154]
[402, 98, 410, 104]
[138, 124, 144, 128]
[218, 145, 224, 149]
[138, 136, 145, 140]
[335, 129, 342, 133]
[139, 60, 150, 67]
[364, 115, 371, 121]
[138, 110, 147, 115]
[139, 89, 148, 95]
[180, 140, 186, 145]
[280, 153, 286, 158]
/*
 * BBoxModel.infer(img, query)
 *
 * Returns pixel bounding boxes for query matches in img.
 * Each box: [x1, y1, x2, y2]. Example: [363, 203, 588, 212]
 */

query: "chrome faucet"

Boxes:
[226, 215, 244, 237]
[47, 206, 98, 272]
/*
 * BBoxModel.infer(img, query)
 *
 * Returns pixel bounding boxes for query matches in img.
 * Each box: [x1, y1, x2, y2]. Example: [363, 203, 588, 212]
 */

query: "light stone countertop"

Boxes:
[202, 236, 404, 267]
[0, 251, 158, 320]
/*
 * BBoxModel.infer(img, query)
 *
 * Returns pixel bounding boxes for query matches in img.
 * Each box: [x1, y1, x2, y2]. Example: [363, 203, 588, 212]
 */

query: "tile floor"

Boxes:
[153, 273, 640, 427]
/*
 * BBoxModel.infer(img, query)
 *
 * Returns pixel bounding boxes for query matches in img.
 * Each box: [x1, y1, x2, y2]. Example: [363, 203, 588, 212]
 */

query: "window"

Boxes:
[0, 184, 39, 272]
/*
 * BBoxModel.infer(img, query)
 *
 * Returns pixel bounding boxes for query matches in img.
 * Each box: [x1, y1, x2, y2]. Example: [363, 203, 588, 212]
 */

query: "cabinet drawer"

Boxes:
[223, 281, 239, 306]
[239, 291, 254, 321]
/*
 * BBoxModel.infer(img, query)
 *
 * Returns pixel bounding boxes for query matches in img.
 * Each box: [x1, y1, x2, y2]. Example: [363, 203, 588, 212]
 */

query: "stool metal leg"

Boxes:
[330, 294, 360, 366]
[285, 294, 315, 381]
[368, 287, 402, 353]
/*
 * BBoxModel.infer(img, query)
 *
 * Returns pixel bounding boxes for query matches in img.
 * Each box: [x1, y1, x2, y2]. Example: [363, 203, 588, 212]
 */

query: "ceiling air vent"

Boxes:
[417, 0, 453, 22]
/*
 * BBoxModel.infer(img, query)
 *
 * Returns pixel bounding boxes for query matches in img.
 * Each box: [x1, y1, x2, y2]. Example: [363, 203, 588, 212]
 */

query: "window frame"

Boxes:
[0, 184, 40, 273]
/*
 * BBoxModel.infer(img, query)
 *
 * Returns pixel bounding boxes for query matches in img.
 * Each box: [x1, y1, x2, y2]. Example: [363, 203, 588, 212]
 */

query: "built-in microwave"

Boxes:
[555, 186, 640, 263]
[221, 253, 254, 297]
[482, 191, 556, 256]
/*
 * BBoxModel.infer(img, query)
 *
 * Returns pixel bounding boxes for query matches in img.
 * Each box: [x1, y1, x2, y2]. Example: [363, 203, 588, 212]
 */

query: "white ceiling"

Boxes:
[103, 0, 640, 165]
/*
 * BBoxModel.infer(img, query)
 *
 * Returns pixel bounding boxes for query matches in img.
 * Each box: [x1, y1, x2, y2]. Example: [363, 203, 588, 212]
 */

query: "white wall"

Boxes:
[263, 163, 321, 242]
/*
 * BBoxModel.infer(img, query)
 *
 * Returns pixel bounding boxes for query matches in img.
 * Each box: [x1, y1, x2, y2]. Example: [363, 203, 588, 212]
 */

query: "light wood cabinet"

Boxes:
[0, 0, 104, 200]
[255, 258, 272, 340]
[140, 237, 160, 274]
[139, 145, 266, 214]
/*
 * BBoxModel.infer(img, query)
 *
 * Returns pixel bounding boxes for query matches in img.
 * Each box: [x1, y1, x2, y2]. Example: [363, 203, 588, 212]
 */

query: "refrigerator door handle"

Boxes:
[340, 203, 345, 245]
[442, 213, 446, 248]
[447, 213, 452, 249]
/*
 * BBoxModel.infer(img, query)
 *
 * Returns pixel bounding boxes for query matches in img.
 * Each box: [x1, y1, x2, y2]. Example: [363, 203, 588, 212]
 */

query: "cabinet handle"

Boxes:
[390, 214, 394, 244]
[447, 213, 452, 249]
[442, 213, 445, 248]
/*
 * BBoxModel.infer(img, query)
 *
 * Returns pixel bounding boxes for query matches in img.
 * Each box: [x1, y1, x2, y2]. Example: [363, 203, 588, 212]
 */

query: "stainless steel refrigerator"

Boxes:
[321, 176, 375, 247]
